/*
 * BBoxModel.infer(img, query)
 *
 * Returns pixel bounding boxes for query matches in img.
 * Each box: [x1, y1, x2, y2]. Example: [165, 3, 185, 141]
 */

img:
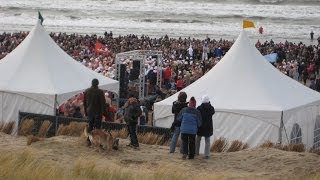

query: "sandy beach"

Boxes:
[0, 132, 319, 179]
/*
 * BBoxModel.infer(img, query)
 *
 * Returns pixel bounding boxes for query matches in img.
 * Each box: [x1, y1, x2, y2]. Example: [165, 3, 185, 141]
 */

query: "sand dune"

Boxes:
[0, 132, 319, 179]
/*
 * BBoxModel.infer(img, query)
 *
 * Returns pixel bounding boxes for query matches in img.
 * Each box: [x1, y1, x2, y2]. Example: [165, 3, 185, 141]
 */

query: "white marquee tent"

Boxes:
[154, 30, 320, 149]
[0, 21, 119, 126]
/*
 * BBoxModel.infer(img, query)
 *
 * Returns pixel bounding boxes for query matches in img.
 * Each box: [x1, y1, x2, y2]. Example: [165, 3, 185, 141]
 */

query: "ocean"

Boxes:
[0, 0, 319, 44]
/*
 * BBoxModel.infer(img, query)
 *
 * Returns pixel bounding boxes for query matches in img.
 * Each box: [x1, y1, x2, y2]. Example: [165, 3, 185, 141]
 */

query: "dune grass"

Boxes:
[0, 150, 226, 180]
[37, 120, 52, 138]
[0, 134, 318, 180]
[309, 148, 320, 155]
[0, 121, 15, 134]
[19, 119, 34, 136]
[17, 120, 320, 155]
[26, 135, 42, 146]
[2, 119, 320, 179]
[0, 150, 65, 180]
[56, 122, 87, 136]
[138, 132, 166, 145]
[210, 137, 228, 152]
[227, 140, 248, 152]
[11, 144, 317, 180]
[259, 141, 306, 153]
[110, 128, 128, 139]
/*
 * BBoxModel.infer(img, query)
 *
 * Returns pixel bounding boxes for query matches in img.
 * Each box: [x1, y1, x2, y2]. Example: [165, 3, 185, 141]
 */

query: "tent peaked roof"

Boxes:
[157, 30, 320, 112]
[0, 21, 118, 104]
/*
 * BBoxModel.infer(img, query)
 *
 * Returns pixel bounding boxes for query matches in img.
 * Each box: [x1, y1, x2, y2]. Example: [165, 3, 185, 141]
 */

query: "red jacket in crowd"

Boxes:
[164, 67, 172, 80]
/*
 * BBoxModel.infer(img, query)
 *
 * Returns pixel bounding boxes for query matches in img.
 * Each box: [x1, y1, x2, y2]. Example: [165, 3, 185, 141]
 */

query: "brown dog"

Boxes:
[84, 126, 119, 151]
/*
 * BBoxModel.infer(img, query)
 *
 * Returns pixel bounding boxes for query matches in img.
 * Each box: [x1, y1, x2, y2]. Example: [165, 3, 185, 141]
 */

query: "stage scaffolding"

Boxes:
[115, 50, 163, 101]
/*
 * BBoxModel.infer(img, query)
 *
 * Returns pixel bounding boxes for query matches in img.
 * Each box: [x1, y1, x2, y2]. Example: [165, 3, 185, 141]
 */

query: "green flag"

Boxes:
[38, 11, 44, 25]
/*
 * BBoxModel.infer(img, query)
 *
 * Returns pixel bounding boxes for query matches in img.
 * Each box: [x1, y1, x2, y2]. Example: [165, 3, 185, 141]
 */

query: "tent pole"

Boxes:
[53, 94, 58, 134]
[278, 111, 284, 144]
[1, 92, 3, 122]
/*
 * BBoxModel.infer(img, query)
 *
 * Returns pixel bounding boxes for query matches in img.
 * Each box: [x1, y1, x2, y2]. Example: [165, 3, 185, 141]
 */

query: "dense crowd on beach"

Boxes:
[1, 31, 320, 120]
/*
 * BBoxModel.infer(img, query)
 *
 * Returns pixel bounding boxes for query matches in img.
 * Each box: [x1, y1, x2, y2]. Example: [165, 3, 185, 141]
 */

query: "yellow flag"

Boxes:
[243, 20, 255, 28]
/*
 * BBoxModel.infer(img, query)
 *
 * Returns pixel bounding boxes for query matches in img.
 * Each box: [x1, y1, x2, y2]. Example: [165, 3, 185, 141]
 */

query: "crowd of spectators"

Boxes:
[1, 31, 320, 120]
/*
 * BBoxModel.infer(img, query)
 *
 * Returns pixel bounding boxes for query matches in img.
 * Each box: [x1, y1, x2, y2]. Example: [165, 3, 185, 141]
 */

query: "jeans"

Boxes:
[169, 127, 183, 153]
[127, 124, 139, 147]
[181, 133, 196, 158]
[87, 114, 102, 132]
[196, 136, 211, 157]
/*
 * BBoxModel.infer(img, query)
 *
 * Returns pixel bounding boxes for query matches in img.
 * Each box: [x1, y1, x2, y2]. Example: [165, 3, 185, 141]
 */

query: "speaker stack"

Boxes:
[118, 64, 128, 106]
[129, 60, 140, 81]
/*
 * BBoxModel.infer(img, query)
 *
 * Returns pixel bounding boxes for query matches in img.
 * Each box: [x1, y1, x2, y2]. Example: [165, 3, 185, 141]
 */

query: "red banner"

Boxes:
[95, 41, 109, 54]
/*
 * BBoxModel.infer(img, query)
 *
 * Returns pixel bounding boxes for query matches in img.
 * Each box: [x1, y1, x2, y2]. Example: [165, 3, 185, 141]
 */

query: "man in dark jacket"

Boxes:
[123, 97, 142, 148]
[169, 91, 188, 153]
[83, 78, 108, 145]
[195, 95, 215, 159]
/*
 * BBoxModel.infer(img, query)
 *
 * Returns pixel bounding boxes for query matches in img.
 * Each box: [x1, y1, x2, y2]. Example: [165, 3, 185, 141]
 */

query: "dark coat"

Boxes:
[197, 102, 215, 137]
[123, 98, 142, 125]
[83, 86, 107, 116]
[171, 101, 188, 127]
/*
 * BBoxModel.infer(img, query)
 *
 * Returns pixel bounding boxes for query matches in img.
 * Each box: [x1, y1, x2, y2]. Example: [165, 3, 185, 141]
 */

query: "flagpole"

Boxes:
[38, 10, 44, 25]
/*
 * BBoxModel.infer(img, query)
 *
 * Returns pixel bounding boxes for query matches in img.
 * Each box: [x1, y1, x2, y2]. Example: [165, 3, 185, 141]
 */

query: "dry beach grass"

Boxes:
[0, 121, 320, 179]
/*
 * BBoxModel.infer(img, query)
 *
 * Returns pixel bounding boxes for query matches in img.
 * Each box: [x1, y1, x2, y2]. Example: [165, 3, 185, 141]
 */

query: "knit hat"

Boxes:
[177, 91, 187, 102]
[188, 97, 196, 108]
[91, 78, 99, 87]
[201, 95, 210, 103]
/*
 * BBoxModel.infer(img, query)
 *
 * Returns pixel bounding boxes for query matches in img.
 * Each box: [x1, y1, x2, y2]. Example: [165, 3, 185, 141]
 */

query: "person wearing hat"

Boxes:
[83, 78, 108, 146]
[177, 97, 202, 159]
[195, 95, 215, 159]
[123, 95, 142, 149]
[170, 91, 189, 153]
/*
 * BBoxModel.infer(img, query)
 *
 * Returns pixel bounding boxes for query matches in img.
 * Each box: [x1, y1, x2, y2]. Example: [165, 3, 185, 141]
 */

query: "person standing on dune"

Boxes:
[195, 95, 215, 159]
[178, 97, 202, 159]
[83, 78, 108, 146]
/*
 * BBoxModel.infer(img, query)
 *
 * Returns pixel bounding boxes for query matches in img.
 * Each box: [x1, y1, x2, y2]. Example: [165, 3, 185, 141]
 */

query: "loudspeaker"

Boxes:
[129, 61, 140, 81]
[133, 60, 140, 69]
[119, 64, 128, 99]
[129, 69, 139, 81]
[119, 64, 126, 79]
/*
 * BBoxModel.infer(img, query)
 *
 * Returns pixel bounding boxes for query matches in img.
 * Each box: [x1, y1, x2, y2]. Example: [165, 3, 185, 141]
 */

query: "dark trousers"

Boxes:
[177, 87, 183, 91]
[88, 114, 102, 132]
[164, 79, 171, 90]
[87, 114, 102, 145]
[127, 124, 139, 147]
[181, 133, 196, 158]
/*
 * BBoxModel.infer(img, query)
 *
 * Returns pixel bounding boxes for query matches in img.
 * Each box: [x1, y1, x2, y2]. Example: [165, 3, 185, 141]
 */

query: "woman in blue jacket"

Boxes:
[177, 97, 202, 159]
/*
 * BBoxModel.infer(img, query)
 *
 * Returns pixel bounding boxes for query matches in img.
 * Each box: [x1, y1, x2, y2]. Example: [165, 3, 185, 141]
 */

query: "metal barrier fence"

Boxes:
[18, 112, 171, 142]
